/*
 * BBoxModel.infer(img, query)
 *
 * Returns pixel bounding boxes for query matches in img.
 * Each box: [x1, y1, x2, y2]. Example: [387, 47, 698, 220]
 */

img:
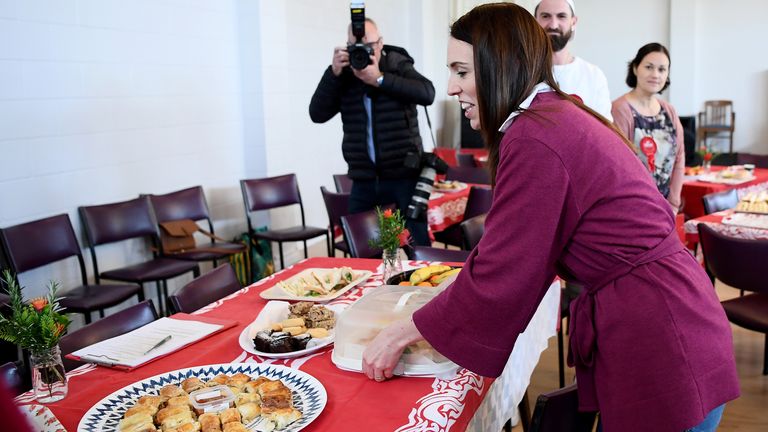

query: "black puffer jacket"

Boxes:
[309, 45, 435, 180]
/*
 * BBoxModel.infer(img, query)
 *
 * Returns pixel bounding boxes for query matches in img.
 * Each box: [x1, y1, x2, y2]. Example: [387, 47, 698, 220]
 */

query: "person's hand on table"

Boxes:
[362, 318, 424, 382]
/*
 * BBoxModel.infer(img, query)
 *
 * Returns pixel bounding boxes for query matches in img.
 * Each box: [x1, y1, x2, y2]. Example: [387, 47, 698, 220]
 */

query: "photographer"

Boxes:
[309, 14, 435, 246]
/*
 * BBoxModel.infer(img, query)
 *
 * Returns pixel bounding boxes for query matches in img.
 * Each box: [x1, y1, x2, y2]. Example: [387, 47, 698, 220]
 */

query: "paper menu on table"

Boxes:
[70, 317, 223, 368]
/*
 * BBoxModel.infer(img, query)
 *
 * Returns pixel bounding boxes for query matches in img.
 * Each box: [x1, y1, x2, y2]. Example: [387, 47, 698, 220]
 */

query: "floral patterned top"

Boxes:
[629, 105, 678, 199]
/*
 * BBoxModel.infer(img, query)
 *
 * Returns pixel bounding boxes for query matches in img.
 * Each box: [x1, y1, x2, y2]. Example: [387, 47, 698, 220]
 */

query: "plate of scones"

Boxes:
[77, 363, 326, 432]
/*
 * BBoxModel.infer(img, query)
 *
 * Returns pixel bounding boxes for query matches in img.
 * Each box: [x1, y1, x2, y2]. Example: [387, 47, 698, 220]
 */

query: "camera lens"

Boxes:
[349, 44, 373, 70]
[406, 167, 437, 220]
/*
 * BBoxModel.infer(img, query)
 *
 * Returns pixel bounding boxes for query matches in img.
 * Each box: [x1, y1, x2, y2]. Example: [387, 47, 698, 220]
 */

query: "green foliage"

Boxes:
[368, 207, 411, 252]
[0, 269, 70, 355]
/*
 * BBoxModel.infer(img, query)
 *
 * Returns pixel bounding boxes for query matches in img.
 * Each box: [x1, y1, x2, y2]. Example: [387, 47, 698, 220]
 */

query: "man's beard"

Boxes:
[548, 28, 573, 52]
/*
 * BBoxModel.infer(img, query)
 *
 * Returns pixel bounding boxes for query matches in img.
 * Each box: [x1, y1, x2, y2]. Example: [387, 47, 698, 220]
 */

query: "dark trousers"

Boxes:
[349, 178, 430, 246]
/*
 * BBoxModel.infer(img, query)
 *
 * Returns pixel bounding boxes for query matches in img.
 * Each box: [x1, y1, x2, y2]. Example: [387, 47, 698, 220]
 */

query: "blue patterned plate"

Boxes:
[77, 363, 327, 432]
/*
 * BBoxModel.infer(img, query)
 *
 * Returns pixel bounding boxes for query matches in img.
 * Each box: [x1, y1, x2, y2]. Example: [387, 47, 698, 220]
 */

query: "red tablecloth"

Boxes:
[20, 258, 497, 431]
[428, 186, 474, 233]
[681, 167, 768, 218]
[684, 210, 768, 246]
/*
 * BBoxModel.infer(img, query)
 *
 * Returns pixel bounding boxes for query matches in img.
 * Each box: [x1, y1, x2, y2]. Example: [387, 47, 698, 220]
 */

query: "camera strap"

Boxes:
[421, 105, 436, 148]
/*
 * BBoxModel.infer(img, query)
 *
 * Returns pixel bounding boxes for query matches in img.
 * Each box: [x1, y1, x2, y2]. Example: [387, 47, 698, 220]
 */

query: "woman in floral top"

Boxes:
[611, 43, 684, 212]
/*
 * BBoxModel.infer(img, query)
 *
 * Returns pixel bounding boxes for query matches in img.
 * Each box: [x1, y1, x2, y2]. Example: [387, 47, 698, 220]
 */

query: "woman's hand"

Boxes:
[362, 318, 423, 382]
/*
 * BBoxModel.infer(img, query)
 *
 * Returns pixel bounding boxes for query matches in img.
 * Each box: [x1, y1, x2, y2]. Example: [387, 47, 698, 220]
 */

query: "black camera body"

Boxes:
[404, 152, 449, 220]
[348, 2, 373, 70]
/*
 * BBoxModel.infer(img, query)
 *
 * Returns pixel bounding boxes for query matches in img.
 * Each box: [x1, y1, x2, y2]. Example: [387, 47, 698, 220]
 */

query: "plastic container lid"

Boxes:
[188, 385, 235, 413]
[332, 284, 458, 378]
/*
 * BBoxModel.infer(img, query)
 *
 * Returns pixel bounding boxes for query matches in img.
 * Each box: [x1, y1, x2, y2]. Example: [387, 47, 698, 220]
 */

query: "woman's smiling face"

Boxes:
[447, 37, 479, 130]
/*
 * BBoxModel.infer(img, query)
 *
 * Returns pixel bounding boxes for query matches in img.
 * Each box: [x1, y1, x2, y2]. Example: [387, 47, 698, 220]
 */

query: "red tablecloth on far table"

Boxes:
[17, 257, 558, 432]
[681, 167, 768, 218]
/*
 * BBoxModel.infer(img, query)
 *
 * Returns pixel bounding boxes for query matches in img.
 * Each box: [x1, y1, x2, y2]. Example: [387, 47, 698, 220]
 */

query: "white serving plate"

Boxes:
[259, 268, 372, 302]
[239, 301, 342, 359]
[78, 363, 326, 432]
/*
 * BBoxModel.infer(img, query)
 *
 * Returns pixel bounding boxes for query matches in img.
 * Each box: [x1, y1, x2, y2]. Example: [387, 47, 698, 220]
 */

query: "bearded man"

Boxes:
[535, 0, 613, 120]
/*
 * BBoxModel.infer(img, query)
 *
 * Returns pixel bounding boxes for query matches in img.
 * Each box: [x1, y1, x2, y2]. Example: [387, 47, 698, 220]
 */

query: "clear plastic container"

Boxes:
[332, 284, 458, 377]
[188, 385, 235, 414]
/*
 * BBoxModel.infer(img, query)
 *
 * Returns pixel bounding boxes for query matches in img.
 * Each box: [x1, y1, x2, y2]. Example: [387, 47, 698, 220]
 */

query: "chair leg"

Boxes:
[83, 311, 92, 325]
[137, 285, 145, 302]
[557, 324, 565, 388]
[99, 309, 105, 318]
[764, 333, 767, 375]
[518, 388, 531, 432]
[155, 281, 165, 316]
[278, 242, 285, 270]
[303, 240, 308, 258]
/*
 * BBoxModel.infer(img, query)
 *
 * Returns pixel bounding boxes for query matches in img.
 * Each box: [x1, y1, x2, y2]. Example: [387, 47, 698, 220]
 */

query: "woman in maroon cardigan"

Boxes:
[362, 3, 738, 431]
[611, 43, 685, 213]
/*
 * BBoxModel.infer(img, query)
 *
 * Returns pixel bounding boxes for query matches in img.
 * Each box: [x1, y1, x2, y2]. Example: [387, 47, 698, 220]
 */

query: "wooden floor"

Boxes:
[511, 281, 768, 431]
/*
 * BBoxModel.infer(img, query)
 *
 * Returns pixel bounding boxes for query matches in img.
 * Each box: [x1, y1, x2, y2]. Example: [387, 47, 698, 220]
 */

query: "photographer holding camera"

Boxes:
[309, 7, 435, 246]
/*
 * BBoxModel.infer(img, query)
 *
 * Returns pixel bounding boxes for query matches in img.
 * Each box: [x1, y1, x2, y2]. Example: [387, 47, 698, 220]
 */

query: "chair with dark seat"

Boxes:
[702, 189, 739, 215]
[168, 264, 241, 314]
[148, 186, 246, 266]
[445, 166, 492, 185]
[737, 152, 768, 168]
[0, 214, 142, 324]
[456, 153, 477, 167]
[528, 384, 596, 432]
[411, 246, 470, 263]
[320, 186, 351, 257]
[0, 361, 25, 395]
[698, 223, 768, 374]
[340, 205, 396, 259]
[241, 174, 329, 270]
[79, 196, 200, 315]
[59, 300, 158, 371]
[433, 186, 493, 249]
[332, 174, 353, 193]
[697, 100, 735, 153]
[460, 213, 487, 250]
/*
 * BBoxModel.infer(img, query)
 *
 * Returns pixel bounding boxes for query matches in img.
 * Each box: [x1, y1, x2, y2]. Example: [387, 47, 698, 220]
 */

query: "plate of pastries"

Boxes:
[260, 267, 372, 302]
[239, 301, 340, 359]
[77, 363, 326, 432]
[735, 191, 768, 214]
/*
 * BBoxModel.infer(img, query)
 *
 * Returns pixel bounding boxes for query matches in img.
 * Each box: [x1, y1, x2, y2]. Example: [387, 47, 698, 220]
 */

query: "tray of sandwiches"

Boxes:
[260, 267, 372, 302]
[734, 191, 768, 215]
[78, 363, 326, 432]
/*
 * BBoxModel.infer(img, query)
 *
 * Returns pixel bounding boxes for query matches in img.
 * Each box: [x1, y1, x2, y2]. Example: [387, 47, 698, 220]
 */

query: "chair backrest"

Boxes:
[456, 153, 477, 167]
[332, 174, 353, 193]
[737, 152, 768, 168]
[464, 186, 493, 220]
[698, 223, 768, 294]
[0, 361, 25, 395]
[699, 100, 734, 129]
[169, 264, 241, 314]
[320, 186, 351, 233]
[412, 246, 470, 263]
[79, 196, 158, 246]
[460, 213, 487, 250]
[340, 205, 395, 259]
[701, 189, 739, 215]
[241, 174, 306, 232]
[445, 166, 491, 185]
[529, 384, 596, 432]
[148, 186, 212, 228]
[0, 214, 87, 285]
[59, 300, 158, 371]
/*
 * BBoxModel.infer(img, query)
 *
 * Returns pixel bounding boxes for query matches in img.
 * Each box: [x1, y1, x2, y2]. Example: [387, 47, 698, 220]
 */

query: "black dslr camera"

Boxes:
[348, 2, 373, 70]
[404, 152, 449, 220]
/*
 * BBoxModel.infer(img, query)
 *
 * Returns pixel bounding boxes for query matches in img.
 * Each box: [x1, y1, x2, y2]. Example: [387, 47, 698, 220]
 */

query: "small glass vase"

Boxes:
[382, 248, 405, 283]
[702, 159, 712, 173]
[30, 345, 68, 403]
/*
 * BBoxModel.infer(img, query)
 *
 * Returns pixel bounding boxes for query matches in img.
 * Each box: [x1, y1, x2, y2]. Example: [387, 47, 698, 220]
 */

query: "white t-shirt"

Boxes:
[553, 57, 613, 121]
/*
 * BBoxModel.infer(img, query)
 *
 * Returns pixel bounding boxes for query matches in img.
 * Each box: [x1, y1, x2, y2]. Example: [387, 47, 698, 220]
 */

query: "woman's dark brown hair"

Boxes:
[450, 3, 632, 184]
[625, 42, 671, 93]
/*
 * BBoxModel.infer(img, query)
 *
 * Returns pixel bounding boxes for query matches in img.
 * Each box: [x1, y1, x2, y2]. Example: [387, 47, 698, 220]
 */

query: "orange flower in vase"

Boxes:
[369, 207, 411, 281]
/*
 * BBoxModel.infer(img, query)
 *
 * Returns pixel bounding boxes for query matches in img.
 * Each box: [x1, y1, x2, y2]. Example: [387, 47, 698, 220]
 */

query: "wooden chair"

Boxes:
[0, 214, 142, 324]
[528, 384, 597, 432]
[79, 197, 200, 316]
[411, 246, 470, 262]
[340, 205, 396, 259]
[332, 174, 353, 193]
[697, 100, 735, 153]
[698, 223, 768, 374]
[702, 189, 739, 215]
[320, 186, 351, 257]
[148, 186, 246, 266]
[240, 174, 329, 270]
[168, 264, 241, 314]
[433, 186, 493, 249]
[460, 213, 487, 250]
[59, 300, 158, 371]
